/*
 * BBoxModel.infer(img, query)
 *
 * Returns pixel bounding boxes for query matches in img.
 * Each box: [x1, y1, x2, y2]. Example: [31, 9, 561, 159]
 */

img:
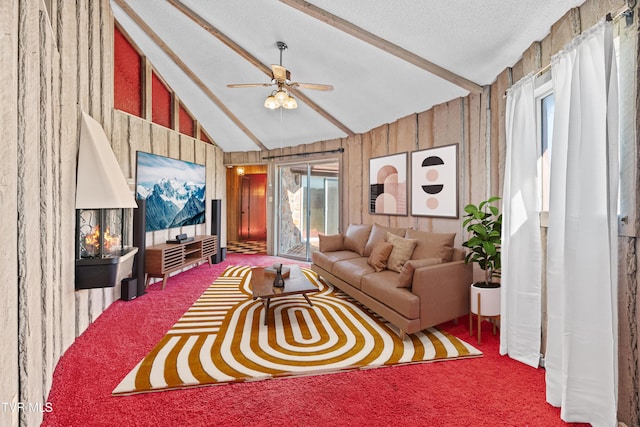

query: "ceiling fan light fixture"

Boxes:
[274, 89, 288, 105]
[264, 93, 279, 109]
[282, 95, 297, 109]
[231, 41, 332, 112]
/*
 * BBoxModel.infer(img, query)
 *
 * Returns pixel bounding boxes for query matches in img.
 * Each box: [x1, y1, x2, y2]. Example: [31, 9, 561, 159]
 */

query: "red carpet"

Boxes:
[42, 254, 587, 427]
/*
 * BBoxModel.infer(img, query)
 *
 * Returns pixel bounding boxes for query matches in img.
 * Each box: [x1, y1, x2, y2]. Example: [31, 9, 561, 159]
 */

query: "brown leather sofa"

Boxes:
[311, 223, 472, 339]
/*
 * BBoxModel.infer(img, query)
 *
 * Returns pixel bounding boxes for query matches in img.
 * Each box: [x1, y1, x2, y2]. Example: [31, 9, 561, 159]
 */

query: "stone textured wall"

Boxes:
[0, 2, 114, 426]
[278, 167, 303, 253]
[0, 2, 225, 426]
[1, 1, 20, 427]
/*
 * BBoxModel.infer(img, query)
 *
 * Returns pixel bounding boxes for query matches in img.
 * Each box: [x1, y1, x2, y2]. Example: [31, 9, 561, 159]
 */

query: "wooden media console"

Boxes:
[144, 235, 217, 289]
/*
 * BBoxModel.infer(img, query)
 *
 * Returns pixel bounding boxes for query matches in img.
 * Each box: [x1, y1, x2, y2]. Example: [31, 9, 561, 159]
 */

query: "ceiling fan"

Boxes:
[227, 41, 333, 110]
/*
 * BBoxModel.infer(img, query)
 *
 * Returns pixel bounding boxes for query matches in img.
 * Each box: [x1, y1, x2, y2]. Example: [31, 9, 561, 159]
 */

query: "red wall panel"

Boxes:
[113, 26, 142, 117]
[200, 132, 211, 144]
[179, 104, 194, 137]
[151, 72, 171, 128]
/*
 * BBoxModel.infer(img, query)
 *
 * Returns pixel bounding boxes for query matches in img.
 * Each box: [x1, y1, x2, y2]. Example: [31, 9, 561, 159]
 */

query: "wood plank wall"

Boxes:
[224, 97, 482, 250]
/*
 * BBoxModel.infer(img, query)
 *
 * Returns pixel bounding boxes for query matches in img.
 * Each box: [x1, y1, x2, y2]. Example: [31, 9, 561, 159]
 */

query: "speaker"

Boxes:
[132, 198, 147, 296]
[211, 199, 223, 263]
[121, 277, 137, 301]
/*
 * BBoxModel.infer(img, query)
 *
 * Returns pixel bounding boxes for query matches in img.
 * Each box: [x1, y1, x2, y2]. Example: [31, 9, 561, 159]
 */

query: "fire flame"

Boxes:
[84, 225, 121, 256]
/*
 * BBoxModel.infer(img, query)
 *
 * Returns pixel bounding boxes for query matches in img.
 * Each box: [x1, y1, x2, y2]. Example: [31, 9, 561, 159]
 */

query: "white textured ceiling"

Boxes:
[111, 0, 586, 153]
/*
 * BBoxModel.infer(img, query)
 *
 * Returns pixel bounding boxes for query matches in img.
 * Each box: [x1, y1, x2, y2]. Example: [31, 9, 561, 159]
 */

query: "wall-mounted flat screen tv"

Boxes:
[135, 151, 206, 232]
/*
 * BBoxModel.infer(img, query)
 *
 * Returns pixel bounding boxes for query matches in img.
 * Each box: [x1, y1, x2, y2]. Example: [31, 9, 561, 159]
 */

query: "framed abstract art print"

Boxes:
[410, 144, 458, 218]
[369, 152, 408, 216]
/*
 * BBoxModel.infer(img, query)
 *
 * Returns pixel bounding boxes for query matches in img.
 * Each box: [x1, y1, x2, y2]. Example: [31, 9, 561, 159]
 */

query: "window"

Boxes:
[535, 75, 554, 213]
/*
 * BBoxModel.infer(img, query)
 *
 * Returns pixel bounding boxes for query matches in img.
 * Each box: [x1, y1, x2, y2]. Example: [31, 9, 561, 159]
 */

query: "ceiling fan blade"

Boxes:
[271, 64, 290, 81]
[227, 83, 273, 88]
[290, 82, 334, 91]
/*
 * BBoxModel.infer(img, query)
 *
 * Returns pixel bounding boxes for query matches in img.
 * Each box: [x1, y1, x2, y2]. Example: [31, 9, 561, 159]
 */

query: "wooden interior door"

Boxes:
[239, 174, 267, 240]
[239, 176, 250, 239]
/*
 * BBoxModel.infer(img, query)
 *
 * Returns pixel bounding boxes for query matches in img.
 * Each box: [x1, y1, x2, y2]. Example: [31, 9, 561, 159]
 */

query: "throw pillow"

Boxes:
[343, 224, 372, 256]
[318, 233, 344, 252]
[363, 223, 406, 257]
[386, 232, 418, 273]
[405, 229, 456, 262]
[451, 248, 466, 261]
[396, 258, 443, 288]
[367, 241, 394, 272]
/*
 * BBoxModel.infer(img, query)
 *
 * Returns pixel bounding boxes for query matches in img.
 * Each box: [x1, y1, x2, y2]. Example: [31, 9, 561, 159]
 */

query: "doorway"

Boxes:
[276, 160, 339, 261]
[239, 173, 267, 240]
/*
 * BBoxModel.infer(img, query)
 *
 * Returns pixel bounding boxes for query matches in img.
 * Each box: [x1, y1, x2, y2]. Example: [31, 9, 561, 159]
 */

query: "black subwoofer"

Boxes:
[121, 277, 137, 301]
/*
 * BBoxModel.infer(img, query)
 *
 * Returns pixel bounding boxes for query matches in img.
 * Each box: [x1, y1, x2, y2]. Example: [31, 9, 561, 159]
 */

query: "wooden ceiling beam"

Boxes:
[280, 0, 484, 94]
[113, 0, 268, 151]
[168, 0, 355, 137]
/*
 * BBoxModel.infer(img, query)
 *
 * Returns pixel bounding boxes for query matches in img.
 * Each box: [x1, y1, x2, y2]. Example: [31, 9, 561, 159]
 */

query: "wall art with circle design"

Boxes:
[369, 152, 408, 216]
[411, 144, 458, 218]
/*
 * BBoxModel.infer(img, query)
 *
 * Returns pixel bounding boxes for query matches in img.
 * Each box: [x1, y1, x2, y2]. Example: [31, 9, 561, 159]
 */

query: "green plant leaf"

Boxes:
[466, 236, 482, 246]
[483, 241, 497, 256]
[474, 211, 487, 220]
[461, 196, 502, 280]
[464, 204, 478, 215]
[470, 224, 488, 237]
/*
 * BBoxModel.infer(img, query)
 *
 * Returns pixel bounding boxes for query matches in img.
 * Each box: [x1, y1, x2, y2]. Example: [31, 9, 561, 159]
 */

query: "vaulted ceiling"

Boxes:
[111, 0, 585, 153]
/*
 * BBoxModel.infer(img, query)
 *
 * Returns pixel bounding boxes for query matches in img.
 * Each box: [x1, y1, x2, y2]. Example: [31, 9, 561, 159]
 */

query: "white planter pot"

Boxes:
[470, 283, 501, 317]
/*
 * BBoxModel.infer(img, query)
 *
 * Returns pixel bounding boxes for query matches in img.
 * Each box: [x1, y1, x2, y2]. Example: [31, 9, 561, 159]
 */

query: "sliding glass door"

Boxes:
[277, 160, 339, 260]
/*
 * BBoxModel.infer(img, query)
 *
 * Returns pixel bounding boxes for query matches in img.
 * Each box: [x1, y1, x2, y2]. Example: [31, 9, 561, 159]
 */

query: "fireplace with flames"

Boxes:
[75, 208, 138, 290]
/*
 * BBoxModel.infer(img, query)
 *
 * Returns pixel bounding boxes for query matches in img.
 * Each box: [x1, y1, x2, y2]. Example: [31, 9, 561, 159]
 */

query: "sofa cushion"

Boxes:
[332, 257, 375, 289]
[343, 224, 372, 256]
[386, 232, 418, 273]
[367, 241, 393, 272]
[405, 229, 455, 262]
[312, 250, 361, 274]
[318, 233, 344, 252]
[363, 223, 405, 257]
[361, 271, 420, 319]
[396, 258, 443, 288]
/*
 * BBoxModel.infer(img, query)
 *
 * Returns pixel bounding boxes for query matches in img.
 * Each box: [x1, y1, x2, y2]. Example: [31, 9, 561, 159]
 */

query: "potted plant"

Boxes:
[462, 196, 502, 342]
[461, 196, 502, 288]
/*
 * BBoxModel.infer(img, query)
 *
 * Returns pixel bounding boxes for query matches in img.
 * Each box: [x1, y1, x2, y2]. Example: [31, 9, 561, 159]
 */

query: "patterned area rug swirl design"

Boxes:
[113, 266, 482, 395]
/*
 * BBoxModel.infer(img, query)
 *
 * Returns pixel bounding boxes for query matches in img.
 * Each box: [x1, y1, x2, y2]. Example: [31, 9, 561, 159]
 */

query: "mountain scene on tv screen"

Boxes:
[137, 177, 205, 231]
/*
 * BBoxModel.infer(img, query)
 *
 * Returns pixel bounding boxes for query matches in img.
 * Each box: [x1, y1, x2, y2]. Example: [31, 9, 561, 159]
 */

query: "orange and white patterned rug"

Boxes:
[113, 266, 482, 395]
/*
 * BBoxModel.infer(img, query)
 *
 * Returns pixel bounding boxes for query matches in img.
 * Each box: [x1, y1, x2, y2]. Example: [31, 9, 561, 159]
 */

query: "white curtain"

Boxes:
[501, 75, 542, 367]
[546, 20, 618, 426]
